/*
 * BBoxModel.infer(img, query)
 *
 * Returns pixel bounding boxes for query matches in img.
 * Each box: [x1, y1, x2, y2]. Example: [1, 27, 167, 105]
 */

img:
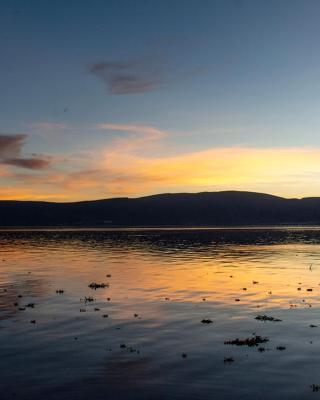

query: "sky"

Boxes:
[1, 0, 320, 201]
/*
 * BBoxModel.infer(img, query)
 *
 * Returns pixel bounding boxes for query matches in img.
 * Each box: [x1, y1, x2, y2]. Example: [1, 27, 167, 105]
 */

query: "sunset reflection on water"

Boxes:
[1, 228, 320, 399]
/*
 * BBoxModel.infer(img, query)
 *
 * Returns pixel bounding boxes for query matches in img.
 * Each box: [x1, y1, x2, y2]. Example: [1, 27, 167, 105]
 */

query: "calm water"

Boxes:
[2, 228, 320, 399]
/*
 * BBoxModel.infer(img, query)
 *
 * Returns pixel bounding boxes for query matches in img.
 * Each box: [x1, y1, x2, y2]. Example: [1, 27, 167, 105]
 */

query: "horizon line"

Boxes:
[1, 190, 320, 204]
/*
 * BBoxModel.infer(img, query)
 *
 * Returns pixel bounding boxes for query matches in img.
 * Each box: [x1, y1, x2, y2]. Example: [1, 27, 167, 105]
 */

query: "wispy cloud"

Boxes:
[96, 123, 167, 147]
[88, 59, 163, 94]
[0, 133, 51, 170]
[27, 122, 68, 130]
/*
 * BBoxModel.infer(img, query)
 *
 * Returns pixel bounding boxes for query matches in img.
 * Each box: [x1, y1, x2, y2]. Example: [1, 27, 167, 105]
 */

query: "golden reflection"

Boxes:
[1, 236, 319, 313]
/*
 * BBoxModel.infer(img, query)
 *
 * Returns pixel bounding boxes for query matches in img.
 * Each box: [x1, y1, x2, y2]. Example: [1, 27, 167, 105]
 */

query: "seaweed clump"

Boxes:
[224, 335, 269, 347]
[88, 282, 109, 290]
[311, 384, 320, 392]
[255, 315, 282, 322]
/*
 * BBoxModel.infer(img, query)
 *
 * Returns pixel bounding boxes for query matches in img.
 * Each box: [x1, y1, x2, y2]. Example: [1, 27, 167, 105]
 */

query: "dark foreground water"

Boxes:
[2, 227, 320, 399]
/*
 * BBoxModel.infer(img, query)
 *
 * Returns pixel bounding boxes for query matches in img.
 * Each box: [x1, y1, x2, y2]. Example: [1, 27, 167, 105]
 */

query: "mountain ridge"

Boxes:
[1, 191, 320, 227]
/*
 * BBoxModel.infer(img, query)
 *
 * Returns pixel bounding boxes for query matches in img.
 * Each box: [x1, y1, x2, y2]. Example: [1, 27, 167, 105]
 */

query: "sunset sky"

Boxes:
[2, 0, 320, 201]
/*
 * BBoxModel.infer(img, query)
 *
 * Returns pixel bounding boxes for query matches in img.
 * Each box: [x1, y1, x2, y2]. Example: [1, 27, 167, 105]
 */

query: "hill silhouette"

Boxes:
[1, 191, 320, 227]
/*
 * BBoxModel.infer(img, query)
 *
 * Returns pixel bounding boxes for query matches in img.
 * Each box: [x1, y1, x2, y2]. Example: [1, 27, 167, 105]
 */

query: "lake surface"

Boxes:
[1, 227, 320, 399]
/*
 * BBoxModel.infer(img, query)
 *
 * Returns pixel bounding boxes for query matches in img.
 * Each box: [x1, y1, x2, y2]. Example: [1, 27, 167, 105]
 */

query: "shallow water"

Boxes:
[1, 228, 320, 399]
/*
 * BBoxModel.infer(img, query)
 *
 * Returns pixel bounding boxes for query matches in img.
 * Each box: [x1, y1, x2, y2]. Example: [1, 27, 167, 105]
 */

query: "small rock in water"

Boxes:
[276, 346, 286, 351]
[224, 357, 234, 363]
[201, 319, 213, 324]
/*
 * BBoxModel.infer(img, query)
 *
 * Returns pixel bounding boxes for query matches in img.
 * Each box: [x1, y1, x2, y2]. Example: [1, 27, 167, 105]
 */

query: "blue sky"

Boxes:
[1, 0, 320, 200]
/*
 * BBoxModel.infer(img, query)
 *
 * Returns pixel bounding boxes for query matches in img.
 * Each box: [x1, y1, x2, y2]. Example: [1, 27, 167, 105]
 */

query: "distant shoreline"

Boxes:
[1, 225, 320, 232]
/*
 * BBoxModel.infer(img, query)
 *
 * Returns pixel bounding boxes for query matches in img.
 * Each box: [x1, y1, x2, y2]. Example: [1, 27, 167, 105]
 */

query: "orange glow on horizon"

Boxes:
[3, 143, 320, 201]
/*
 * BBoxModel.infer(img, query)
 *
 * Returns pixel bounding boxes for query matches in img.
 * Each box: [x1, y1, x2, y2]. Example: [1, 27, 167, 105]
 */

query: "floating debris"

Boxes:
[276, 346, 286, 351]
[80, 308, 86, 312]
[106, 274, 112, 278]
[88, 282, 109, 290]
[307, 288, 313, 292]
[25, 303, 35, 308]
[224, 335, 269, 347]
[165, 297, 170, 301]
[255, 315, 282, 322]
[94, 308, 100, 311]
[56, 289, 64, 294]
[119, 343, 139, 353]
[30, 320, 36, 324]
[258, 347, 265, 352]
[235, 298, 240, 302]
[310, 324, 318, 328]
[242, 288, 247, 291]
[102, 314, 108, 318]
[224, 357, 234, 363]
[182, 353, 187, 358]
[134, 313, 139, 318]
[201, 319, 213, 324]
[253, 281, 259, 284]
[84, 296, 94, 303]
[311, 384, 320, 392]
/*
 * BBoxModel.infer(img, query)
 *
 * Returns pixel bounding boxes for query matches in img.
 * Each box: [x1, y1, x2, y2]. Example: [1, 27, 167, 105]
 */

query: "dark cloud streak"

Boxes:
[0, 134, 27, 158]
[0, 133, 51, 170]
[89, 59, 162, 94]
[4, 158, 51, 170]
